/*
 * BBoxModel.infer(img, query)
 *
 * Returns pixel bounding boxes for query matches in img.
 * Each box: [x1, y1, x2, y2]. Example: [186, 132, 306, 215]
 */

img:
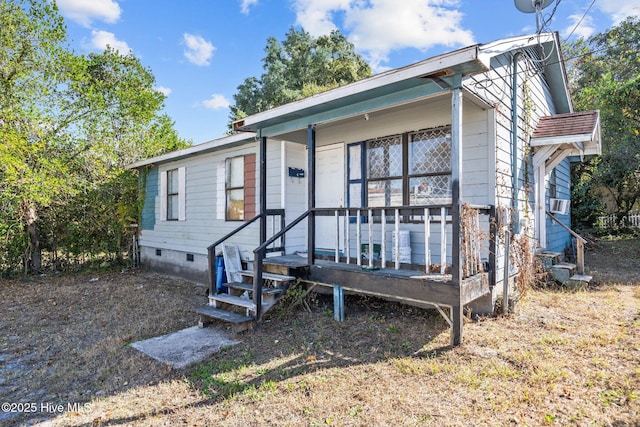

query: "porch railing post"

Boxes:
[440, 207, 447, 274]
[307, 125, 316, 265]
[346, 209, 351, 264]
[381, 209, 386, 267]
[208, 245, 216, 296]
[424, 208, 430, 272]
[356, 210, 362, 266]
[368, 208, 374, 268]
[394, 208, 400, 270]
[335, 210, 340, 262]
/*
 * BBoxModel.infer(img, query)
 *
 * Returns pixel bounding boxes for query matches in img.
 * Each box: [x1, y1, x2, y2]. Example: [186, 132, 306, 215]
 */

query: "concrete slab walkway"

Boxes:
[131, 326, 240, 369]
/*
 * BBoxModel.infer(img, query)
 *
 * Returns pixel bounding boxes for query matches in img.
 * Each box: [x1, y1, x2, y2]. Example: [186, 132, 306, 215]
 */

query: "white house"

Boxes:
[127, 32, 600, 345]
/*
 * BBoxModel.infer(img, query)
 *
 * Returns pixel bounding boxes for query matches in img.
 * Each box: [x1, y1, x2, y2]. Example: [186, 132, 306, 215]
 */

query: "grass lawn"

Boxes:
[1, 239, 638, 426]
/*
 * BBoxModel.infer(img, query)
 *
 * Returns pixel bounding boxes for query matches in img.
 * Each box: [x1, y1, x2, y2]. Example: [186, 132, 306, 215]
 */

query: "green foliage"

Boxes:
[229, 27, 372, 126]
[0, 0, 188, 275]
[570, 159, 605, 229]
[566, 17, 640, 226]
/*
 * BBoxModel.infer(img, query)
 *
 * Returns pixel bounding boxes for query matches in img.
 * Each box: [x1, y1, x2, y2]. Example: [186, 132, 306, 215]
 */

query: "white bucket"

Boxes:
[392, 230, 411, 248]
[392, 230, 411, 263]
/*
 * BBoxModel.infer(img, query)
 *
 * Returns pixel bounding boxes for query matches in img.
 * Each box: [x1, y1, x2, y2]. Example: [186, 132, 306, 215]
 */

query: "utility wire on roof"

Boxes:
[539, 0, 562, 33]
[564, 0, 597, 41]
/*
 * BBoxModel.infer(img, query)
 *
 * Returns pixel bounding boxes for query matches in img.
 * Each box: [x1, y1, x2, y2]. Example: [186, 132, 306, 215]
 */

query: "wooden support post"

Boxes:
[503, 229, 511, 315]
[450, 76, 464, 346]
[207, 245, 216, 297]
[260, 136, 267, 244]
[576, 239, 585, 275]
[451, 305, 463, 346]
[451, 76, 463, 288]
[333, 285, 344, 322]
[307, 125, 316, 265]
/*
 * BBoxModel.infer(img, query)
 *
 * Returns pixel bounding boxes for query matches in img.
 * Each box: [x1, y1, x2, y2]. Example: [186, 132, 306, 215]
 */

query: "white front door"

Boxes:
[315, 143, 345, 252]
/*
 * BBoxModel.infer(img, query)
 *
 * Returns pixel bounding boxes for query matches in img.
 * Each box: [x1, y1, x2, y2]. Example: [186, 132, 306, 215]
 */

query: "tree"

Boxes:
[229, 27, 371, 125]
[566, 17, 640, 227]
[0, 0, 187, 274]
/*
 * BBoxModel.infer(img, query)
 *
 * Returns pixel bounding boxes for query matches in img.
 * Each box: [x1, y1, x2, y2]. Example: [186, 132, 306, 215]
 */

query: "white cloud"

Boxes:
[87, 30, 131, 54]
[596, 0, 640, 25]
[293, 0, 474, 71]
[562, 14, 596, 40]
[156, 86, 172, 96]
[183, 33, 215, 66]
[240, 0, 259, 14]
[57, 0, 121, 27]
[293, 0, 351, 35]
[202, 94, 231, 110]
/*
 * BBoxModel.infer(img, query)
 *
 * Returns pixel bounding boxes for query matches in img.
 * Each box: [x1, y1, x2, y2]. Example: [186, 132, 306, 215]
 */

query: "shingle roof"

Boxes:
[531, 110, 599, 140]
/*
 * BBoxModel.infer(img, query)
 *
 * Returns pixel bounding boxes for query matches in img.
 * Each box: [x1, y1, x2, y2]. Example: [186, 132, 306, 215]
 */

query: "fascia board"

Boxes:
[126, 132, 257, 169]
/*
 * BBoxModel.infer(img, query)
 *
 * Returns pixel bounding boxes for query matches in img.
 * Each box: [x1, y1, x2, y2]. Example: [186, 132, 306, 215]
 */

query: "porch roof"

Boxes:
[530, 110, 601, 155]
[233, 32, 568, 138]
[233, 44, 490, 136]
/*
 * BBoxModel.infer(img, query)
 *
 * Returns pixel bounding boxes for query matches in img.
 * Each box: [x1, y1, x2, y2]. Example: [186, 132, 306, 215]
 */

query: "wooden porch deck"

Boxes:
[263, 254, 490, 310]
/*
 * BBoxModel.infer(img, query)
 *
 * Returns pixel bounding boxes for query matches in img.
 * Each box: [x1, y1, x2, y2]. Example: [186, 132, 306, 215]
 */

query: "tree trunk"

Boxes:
[26, 206, 42, 272]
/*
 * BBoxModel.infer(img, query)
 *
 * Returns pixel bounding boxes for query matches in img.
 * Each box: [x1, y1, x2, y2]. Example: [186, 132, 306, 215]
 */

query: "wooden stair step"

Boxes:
[210, 293, 266, 310]
[196, 305, 254, 324]
[238, 270, 296, 282]
[225, 282, 283, 295]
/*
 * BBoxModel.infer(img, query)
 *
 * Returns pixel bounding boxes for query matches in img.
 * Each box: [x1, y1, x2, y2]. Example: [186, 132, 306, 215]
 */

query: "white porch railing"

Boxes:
[313, 204, 493, 280]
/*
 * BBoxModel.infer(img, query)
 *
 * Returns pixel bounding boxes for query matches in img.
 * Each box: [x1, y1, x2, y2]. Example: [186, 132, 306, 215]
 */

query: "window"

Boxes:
[226, 156, 245, 220]
[549, 169, 557, 199]
[347, 142, 365, 208]
[160, 166, 185, 221]
[408, 127, 452, 205]
[166, 168, 180, 220]
[365, 126, 451, 207]
[225, 154, 256, 221]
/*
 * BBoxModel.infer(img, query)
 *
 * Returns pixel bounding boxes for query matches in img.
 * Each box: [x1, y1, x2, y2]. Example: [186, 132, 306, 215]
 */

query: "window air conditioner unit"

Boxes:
[549, 198, 570, 215]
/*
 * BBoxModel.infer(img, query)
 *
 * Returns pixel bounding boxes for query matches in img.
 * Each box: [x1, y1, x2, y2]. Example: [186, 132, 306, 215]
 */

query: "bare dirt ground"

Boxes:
[1, 238, 639, 426]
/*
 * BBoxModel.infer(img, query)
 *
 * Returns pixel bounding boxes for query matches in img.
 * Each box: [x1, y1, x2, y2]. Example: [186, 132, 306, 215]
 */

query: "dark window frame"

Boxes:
[365, 125, 452, 207]
[225, 156, 245, 221]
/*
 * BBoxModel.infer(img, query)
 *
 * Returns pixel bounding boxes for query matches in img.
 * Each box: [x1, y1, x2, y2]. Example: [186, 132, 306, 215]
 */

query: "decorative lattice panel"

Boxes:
[367, 134, 402, 178]
[409, 127, 451, 175]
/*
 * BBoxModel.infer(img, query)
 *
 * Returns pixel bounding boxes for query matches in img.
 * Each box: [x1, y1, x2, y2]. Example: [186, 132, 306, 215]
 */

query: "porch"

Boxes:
[204, 204, 495, 346]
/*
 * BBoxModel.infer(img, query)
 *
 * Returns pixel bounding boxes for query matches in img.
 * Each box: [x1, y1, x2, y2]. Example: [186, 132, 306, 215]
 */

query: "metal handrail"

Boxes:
[252, 209, 312, 321]
[207, 209, 285, 297]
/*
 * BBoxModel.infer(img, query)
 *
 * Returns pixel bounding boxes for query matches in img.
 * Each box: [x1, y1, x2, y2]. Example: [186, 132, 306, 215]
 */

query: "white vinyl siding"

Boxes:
[141, 142, 266, 262]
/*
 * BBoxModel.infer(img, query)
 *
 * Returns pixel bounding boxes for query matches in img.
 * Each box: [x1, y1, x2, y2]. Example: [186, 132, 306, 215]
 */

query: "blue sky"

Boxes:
[56, 0, 640, 145]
